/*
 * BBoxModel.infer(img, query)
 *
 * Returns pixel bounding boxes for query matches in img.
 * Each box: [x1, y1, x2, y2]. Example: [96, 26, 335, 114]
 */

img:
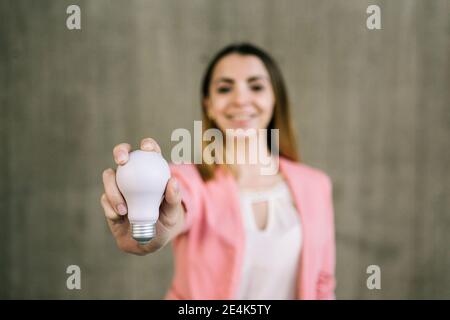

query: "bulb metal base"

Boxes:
[132, 223, 156, 245]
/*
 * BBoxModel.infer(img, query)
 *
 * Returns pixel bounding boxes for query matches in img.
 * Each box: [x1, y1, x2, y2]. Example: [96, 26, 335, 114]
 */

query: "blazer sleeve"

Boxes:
[169, 164, 203, 234]
[317, 174, 337, 299]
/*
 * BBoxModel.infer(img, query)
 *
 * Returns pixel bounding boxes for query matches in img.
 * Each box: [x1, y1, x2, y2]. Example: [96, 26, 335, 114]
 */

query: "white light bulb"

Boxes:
[116, 150, 170, 245]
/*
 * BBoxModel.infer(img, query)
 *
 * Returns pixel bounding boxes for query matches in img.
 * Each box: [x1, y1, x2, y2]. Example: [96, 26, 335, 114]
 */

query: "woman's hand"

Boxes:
[100, 138, 185, 255]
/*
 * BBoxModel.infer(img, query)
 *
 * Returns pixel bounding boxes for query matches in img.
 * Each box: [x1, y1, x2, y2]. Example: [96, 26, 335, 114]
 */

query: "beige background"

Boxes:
[1, 0, 449, 299]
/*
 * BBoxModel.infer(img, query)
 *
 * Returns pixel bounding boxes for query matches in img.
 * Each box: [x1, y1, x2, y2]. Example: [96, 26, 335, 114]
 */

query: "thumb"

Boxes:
[163, 177, 181, 207]
[159, 178, 183, 229]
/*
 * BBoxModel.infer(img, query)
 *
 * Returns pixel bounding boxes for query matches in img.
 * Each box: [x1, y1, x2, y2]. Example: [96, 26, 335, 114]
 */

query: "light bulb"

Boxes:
[116, 150, 170, 245]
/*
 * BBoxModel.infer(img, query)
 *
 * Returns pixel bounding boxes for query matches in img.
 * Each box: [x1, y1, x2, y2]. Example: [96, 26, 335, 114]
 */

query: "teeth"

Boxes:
[229, 115, 254, 120]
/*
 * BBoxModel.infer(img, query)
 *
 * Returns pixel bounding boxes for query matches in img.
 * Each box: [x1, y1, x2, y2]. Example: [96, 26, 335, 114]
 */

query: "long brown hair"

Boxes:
[197, 43, 300, 181]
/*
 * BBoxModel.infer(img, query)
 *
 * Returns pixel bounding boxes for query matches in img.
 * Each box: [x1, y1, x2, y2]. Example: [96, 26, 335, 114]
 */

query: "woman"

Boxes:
[101, 43, 336, 299]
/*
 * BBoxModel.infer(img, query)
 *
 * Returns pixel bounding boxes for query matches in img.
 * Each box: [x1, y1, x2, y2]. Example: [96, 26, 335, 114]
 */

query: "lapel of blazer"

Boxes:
[279, 157, 312, 299]
[205, 167, 244, 247]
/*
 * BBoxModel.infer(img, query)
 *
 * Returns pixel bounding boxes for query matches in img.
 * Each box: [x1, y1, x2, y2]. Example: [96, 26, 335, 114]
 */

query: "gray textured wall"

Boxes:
[1, 0, 449, 299]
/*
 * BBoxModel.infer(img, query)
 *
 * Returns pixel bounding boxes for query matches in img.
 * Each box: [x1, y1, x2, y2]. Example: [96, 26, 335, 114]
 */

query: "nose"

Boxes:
[231, 84, 251, 107]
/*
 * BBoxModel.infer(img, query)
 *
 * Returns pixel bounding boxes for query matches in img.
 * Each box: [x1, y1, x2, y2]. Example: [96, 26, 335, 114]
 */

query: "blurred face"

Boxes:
[204, 54, 275, 133]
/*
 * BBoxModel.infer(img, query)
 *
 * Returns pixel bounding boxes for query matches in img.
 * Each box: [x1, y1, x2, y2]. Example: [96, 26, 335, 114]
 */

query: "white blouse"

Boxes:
[235, 180, 302, 300]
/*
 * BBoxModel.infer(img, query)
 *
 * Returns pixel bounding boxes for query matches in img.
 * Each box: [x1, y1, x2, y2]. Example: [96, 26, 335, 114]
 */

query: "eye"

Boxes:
[217, 87, 231, 94]
[251, 85, 264, 92]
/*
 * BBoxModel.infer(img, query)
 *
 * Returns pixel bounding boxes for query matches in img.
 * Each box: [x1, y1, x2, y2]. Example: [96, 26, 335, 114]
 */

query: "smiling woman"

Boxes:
[198, 43, 300, 181]
[101, 43, 336, 300]
[206, 58, 274, 131]
[2, 0, 448, 301]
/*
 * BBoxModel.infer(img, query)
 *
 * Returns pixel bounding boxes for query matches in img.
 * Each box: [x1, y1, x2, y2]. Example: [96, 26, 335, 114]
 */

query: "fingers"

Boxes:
[164, 178, 181, 207]
[113, 143, 132, 165]
[159, 178, 182, 228]
[140, 137, 161, 153]
[100, 193, 121, 221]
[113, 139, 161, 166]
[102, 168, 128, 216]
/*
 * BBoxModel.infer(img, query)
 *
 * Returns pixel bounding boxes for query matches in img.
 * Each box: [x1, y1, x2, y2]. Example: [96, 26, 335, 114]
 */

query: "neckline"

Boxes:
[240, 180, 288, 200]
[241, 193, 274, 234]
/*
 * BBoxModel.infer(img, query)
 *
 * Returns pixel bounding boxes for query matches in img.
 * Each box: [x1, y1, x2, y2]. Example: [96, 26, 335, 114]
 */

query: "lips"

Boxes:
[224, 113, 258, 129]
[225, 114, 258, 121]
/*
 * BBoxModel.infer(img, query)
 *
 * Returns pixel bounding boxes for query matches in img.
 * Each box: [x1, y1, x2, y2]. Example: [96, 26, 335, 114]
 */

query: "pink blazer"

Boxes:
[165, 157, 336, 300]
